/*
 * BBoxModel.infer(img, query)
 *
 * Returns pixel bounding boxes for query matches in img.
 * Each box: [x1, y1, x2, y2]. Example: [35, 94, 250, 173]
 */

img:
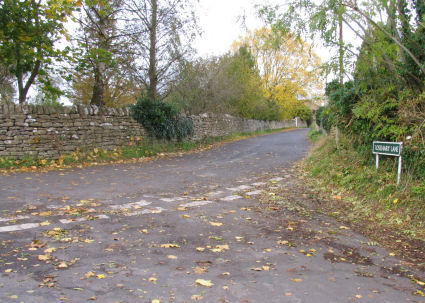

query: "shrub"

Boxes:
[130, 97, 193, 141]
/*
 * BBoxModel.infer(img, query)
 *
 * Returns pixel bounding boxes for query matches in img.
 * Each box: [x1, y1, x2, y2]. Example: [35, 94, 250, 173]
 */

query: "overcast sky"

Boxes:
[192, 0, 270, 57]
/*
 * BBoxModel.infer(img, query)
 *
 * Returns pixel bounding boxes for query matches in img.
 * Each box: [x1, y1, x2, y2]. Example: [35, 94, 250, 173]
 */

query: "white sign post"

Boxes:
[372, 141, 403, 185]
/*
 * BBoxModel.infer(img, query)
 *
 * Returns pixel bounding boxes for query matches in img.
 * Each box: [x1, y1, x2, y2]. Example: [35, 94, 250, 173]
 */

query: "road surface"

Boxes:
[0, 129, 422, 302]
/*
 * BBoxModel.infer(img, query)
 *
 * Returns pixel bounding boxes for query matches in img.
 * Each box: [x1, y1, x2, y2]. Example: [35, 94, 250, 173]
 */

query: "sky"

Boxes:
[191, 0, 337, 63]
[192, 0, 270, 57]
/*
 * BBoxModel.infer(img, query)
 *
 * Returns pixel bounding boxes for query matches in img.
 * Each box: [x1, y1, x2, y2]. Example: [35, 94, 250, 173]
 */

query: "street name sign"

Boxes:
[372, 141, 402, 156]
[372, 141, 403, 185]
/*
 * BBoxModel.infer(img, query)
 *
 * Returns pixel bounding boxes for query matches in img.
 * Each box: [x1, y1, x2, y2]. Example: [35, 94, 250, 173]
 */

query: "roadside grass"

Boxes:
[304, 135, 425, 266]
[0, 127, 294, 172]
[307, 129, 325, 142]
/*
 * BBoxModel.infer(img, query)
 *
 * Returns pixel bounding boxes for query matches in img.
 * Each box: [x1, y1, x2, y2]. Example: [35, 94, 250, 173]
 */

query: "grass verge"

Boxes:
[303, 134, 425, 269]
[0, 127, 294, 173]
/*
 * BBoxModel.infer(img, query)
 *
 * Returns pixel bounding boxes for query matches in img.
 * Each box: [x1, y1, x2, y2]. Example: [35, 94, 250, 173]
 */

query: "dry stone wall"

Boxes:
[0, 103, 306, 159]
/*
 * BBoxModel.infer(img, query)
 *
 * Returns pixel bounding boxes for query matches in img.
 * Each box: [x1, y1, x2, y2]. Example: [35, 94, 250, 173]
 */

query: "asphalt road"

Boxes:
[0, 129, 422, 302]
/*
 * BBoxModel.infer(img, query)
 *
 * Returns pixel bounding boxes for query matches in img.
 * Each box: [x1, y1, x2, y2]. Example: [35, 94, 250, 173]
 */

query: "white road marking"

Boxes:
[226, 185, 252, 191]
[270, 177, 284, 182]
[109, 201, 151, 210]
[59, 214, 110, 224]
[180, 201, 213, 208]
[160, 197, 185, 203]
[246, 190, 263, 196]
[0, 223, 41, 232]
[221, 195, 242, 201]
[0, 215, 30, 223]
[124, 207, 166, 216]
[252, 182, 266, 186]
[47, 205, 62, 209]
[206, 191, 224, 196]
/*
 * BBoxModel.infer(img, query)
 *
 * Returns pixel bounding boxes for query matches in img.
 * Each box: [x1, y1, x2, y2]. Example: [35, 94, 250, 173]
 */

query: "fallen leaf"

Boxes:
[196, 247, 205, 252]
[291, 278, 303, 282]
[85, 271, 96, 278]
[57, 262, 68, 269]
[339, 226, 350, 230]
[195, 279, 214, 287]
[210, 244, 229, 252]
[193, 266, 208, 274]
[191, 294, 203, 300]
[44, 247, 56, 253]
[96, 274, 106, 279]
[168, 255, 178, 259]
[158, 243, 180, 248]
[250, 267, 262, 271]
[39, 221, 51, 226]
[38, 255, 51, 261]
[209, 222, 223, 227]
[149, 277, 157, 284]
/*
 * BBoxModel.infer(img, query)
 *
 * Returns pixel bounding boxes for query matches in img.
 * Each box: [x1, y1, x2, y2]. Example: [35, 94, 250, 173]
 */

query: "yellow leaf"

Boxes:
[39, 221, 51, 226]
[414, 290, 424, 297]
[152, 300, 161, 303]
[291, 278, 303, 282]
[196, 247, 205, 252]
[96, 274, 106, 279]
[191, 294, 203, 300]
[250, 267, 262, 271]
[58, 262, 68, 269]
[85, 271, 96, 278]
[149, 277, 157, 284]
[262, 266, 270, 271]
[193, 266, 208, 274]
[415, 279, 425, 286]
[339, 226, 350, 230]
[159, 243, 180, 248]
[38, 255, 51, 261]
[209, 222, 223, 227]
[393, 198, 399, 204]
[195, 279, 214, 287]
[5, 269, 12, 273]
[39, 211, 52, 217]
[167, 255, 178, 259]
[44, 247, 56, 253]
[182, 215, 191, 218]
[210, 244, 229, 252]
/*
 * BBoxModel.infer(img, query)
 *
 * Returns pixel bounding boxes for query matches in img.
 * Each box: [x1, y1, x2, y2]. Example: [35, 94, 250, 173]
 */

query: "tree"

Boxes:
[124, 0, 199, 100]
[166, 48, 281, 121]
[234, 28, 323, 119]
[0, 0, 76, 104]
[72, 0, 126, 106]
[0, 65, 15, 103]
[257, 0, 425, 82]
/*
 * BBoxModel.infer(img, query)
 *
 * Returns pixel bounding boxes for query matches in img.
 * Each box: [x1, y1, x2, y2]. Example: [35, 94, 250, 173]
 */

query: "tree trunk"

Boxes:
[148, 0, 158, 100]
[18, 60, 41, 104]
[91, 63, 105, 106]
